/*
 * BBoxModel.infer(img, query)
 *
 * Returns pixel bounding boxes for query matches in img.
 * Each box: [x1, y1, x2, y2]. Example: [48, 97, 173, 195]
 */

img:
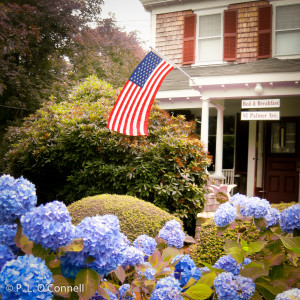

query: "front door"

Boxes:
[264, 118, 300, 203]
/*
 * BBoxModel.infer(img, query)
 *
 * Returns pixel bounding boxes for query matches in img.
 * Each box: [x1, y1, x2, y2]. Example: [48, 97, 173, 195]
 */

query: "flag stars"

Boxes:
[129, 52, 162, 87]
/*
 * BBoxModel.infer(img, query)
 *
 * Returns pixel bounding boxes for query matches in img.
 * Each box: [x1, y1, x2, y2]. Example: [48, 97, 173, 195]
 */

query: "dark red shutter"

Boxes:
[223, 9, 237, 61]
[258, 5, 272, 58]
[182, 14, 196, 65]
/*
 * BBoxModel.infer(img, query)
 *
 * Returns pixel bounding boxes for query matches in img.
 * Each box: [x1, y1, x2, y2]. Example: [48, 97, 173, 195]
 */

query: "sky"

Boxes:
[101, 0, 151, 48]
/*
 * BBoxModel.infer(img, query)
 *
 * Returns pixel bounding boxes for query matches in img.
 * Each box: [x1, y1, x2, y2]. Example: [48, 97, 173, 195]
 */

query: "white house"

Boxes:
[139, 0, 300, 204]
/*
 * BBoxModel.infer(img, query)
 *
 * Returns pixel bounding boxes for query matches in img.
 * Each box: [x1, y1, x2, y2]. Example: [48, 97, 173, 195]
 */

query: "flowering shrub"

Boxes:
[280, 204, 300, 233]
[0, 254, 53, 300]
[0, 176, 299, 300]
[0, 175, 37, 224]
[133, 234, 157, 259]
[0, 244, 14, 270]
[158, 219, 185, 248]
[21, 200, 75, 251]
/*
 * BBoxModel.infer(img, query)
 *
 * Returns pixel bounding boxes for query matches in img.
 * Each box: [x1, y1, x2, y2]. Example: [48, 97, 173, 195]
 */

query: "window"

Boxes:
[275, 4, 300, 56]
[197, 14, 222, 63]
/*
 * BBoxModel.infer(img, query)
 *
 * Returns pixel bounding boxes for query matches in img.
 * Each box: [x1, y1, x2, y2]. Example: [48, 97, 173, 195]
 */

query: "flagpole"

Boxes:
[149, 46, 197, 85]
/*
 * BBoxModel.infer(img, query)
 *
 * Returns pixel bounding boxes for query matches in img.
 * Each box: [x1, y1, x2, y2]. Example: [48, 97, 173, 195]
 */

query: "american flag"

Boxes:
[107, 51, 174, 136]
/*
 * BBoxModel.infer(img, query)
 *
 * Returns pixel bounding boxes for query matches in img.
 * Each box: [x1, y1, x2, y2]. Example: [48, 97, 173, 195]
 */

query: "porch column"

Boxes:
[247, 120, 257, 197]
[201, 98, 210, 150]
[213, 105, 225, 179]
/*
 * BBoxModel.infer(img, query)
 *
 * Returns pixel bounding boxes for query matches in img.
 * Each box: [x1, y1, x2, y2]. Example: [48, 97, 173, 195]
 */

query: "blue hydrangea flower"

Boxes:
[214, 202, 237, 227]
[265, 208, 280, 228]
[214, 254, 240, 275]
[214, 272, 238, 300]
[0, 244, 14, 271]
[240, 197, 271, 219]
[280, 204, 300, 233]
[275, 288, 300, 300]
[133, 234, 157, 259]
[230, 193, 248, 207]
[0, 224, 19, 254]
[60, 251, 87, 280]
[0, 254, 53, 300]
[214, 272, 255, 300]
[21, 200, 75, 251]
[150, 287, 183, 300]
[172, 254, 202, 287]
[214, 255, 251, 275]
[90, 290, 118, 300]
[235, 275, 256, 300]
[158, 219, 185, 248]
[122, 246, 144, 267]
[76, 215, 128, 276]
[119, 284, 136, 300]
[0, 175, 37, 225]
[144, 266, 156, 280]
[150, 276, 183, 300]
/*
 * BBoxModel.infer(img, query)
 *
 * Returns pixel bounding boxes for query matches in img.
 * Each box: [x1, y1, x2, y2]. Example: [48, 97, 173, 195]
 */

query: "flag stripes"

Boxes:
[107, 52, 174, 136]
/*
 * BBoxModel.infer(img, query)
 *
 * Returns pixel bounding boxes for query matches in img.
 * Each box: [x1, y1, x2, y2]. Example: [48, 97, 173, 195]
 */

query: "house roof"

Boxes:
[139, 0, 193, 9]
[159, 58, 300, 91]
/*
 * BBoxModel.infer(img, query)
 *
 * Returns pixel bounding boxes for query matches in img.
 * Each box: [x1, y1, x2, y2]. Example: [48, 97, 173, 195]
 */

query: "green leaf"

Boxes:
[183, 283, 212, 300]
[61, 239, 84, 252]
[181, 277, 197, 290]
[113, 266, 126, 284]
[256, 283, 284, 300]
[224, 239, 241, 252]
[74, 268, 100, 300]
[49, 258, 60, 269]
[150, 249, 163, 267]
[96, 287, 110, 300]
[254, 218, 267, 231]
[240, 264, 269, 280]
[241, 239, 248, 247]
[32, 243, 51, 260]
[276, 235, 300, 254]
[196, 271, 216, 287]
[162, 247, 181, 262]
[227, 247, 244, 263]
[20, 236, 34, 255]
[248, 241, 266, 253]
[52, 275, 72, 298]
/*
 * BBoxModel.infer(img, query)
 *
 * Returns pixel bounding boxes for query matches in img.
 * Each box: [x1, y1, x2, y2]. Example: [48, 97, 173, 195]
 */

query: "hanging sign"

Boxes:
[242, 99, 280, 109]
[241, 111, 280, 120]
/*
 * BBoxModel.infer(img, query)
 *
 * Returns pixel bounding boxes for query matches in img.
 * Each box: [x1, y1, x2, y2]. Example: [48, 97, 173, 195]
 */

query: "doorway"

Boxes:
[263, 118, 300, 203]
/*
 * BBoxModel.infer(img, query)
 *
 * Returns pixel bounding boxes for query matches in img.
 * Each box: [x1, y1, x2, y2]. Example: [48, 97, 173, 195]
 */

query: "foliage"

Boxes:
[67, 194, 181, 242]
[190, 200, 297, 266]
[0, 175, 299, 300]
[70, 17, 145, 88]
[0, 0, 103, 123]
[4, 76, 211, 231]
[0, 1, 144, 172]
[190, 218, 261, 266]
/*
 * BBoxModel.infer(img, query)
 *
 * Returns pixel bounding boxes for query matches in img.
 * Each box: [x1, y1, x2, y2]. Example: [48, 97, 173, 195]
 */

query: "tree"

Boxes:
[0, 0, 103, 127]
[3, 76, 211, 233]
[70, 17, 145, 87]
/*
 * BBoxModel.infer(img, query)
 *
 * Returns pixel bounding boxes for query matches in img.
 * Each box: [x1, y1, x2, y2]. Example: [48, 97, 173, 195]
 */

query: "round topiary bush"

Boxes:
[67, 194, 182, 241]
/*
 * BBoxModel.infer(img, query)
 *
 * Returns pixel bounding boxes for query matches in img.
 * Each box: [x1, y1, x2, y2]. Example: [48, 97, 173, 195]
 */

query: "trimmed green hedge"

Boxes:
[67, 194, 182, 241]
[190, 202, 296, 266]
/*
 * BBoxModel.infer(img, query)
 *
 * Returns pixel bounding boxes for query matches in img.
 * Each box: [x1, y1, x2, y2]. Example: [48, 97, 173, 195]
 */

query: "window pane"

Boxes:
[276, 5, 300, 30]
[198, 38, 221, 61]
[271, 122, 296, 153]
[275, 31, 300, 55]
[199, 14, 221, 37]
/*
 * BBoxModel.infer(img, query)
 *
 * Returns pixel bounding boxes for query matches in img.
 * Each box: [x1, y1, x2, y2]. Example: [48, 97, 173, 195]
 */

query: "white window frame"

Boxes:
[194, 7, 225, 66]
[272, 1, 300, 59]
